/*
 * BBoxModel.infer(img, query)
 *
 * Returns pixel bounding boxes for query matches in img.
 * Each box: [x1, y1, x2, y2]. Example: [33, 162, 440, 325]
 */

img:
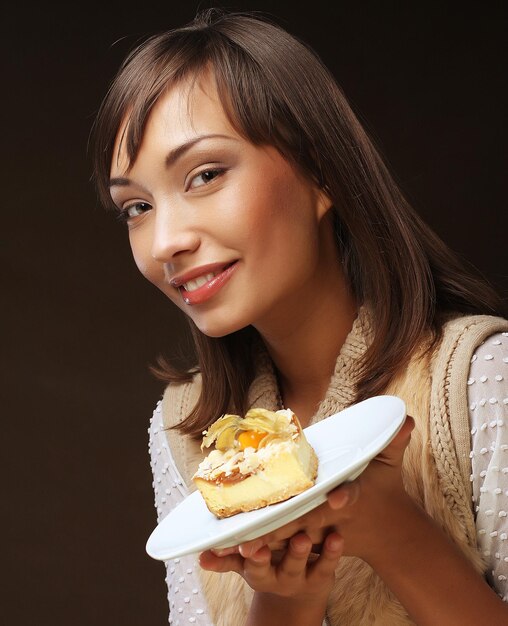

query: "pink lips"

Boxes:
[171, 261, 238, 305]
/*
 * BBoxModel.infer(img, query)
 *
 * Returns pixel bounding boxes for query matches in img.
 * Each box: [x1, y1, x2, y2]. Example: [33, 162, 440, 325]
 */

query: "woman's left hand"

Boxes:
[215, 414, 415, 565]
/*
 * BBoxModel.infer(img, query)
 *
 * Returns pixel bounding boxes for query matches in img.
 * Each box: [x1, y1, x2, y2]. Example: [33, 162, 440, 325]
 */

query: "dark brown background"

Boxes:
[4, 2, 507, 625]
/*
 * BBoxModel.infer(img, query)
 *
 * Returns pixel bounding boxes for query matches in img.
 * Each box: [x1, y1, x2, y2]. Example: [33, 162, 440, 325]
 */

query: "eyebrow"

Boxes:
[109, 133, 237, 189]
[165, 133, 236, 167]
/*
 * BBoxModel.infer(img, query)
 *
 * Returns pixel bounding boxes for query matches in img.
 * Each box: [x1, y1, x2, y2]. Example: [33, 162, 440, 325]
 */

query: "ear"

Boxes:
[315, 187, 333, 221]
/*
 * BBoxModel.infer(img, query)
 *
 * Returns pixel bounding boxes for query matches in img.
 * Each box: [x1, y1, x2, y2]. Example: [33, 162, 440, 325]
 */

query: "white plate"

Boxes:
[146, 395, 406, 561]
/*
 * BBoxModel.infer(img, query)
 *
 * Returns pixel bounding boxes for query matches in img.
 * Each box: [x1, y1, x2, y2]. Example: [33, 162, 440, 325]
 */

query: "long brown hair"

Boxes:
[92, 9, 504, 436]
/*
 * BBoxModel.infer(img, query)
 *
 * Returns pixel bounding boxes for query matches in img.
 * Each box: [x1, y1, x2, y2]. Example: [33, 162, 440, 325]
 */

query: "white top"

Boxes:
[148, 332, 508, 624]
[469, 332, 508, 600]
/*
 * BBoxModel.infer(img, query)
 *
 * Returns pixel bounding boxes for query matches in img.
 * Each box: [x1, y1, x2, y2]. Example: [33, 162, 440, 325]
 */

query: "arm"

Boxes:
[375, 331, 508, 622]
[149, 401, 214, 625]
[469, 332, 508, 601]
[246, 590, 327, 626]
[371, 331, 508, 623]
[355, 488, 506, 625]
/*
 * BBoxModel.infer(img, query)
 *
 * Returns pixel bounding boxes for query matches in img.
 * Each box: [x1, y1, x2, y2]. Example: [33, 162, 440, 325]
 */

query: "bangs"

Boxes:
[91, 16, 330, 211]
[92, 30, 218, 210]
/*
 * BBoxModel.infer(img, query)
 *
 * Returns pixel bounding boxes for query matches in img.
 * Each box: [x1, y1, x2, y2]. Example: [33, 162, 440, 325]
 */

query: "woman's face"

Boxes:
[109, 72, 341, 338]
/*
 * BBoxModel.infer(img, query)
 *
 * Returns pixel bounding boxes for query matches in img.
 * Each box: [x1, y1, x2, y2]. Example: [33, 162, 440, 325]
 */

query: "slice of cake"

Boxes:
[192, 408, 318, 518]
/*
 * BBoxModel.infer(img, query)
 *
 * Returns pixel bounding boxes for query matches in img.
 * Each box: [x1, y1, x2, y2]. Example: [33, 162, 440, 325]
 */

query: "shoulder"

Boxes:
[157, 373, 204, 491]
[468, 331, 508, 403]
[428, 315, 508, 512]
[402, 315, 508, 393]
[433, 314, 508, 380]
[161, 372, 202, 429]
[430, 313, 508, 416]
[440, 314, 508, 350]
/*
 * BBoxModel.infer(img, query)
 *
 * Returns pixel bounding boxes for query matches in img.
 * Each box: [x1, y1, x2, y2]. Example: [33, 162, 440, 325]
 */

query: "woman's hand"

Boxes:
[200, 530, 343, 597]
[232, 415, 415, 565]
[200, 531, 343, 625]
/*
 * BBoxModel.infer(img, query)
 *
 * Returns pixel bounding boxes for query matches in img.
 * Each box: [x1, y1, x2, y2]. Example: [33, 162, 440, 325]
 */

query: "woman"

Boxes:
[93, 9, 508, 625]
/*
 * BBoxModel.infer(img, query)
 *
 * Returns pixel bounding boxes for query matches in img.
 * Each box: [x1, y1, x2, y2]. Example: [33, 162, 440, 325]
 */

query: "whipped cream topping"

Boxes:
[194, 438, 298, 481]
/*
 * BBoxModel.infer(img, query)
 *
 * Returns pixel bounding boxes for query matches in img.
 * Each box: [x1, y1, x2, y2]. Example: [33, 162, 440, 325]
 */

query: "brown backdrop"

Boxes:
[4, 2, 507, 625]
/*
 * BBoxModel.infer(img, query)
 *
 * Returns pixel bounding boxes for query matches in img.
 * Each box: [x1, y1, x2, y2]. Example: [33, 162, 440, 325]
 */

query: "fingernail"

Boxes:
[329, 488, 348, 509]
[211, 546, 238, 557]
[239, 539, 262, 558]
[328, 536, 341, 550]
[252, 549, 270, 563]
[293, 540, 309, 553]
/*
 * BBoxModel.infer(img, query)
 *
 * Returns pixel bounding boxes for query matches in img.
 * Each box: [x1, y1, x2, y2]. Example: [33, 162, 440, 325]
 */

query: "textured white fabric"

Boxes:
[149, 402, 211, 625]
[469, 331, 508, 600]
[149, 332, 508, 623]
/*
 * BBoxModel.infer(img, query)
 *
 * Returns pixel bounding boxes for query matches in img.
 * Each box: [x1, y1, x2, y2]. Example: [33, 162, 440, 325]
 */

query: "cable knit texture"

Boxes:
[158, 310, 508, 625]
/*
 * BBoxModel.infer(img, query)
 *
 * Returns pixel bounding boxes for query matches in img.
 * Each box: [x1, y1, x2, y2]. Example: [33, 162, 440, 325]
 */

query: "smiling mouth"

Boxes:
[179, 262, 236, 293]
[172, 261, 238, 306]
[182, 272, 219, 293]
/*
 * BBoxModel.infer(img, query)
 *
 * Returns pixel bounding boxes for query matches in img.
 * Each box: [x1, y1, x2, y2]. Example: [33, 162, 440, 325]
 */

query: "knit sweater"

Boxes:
[160, 311, 508, 625]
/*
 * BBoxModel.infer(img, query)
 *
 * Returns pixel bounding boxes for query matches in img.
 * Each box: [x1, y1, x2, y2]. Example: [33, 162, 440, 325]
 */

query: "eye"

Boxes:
[118, 201, 152, 222]
[188, 168, 225, 190]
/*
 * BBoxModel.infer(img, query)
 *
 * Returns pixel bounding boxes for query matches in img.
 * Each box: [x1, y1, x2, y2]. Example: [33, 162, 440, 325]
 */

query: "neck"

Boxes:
[253, 210, 358, 425]
[260, 282, 357, 426]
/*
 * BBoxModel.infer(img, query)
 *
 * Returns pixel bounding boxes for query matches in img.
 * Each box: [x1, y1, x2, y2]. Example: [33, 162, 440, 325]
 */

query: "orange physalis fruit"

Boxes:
[238, 430, 265, 450]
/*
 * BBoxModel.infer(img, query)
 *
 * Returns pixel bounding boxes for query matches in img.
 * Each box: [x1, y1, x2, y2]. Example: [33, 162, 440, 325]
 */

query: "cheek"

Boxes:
[237, 180, 286, 238]
[244, 181, 317, 251]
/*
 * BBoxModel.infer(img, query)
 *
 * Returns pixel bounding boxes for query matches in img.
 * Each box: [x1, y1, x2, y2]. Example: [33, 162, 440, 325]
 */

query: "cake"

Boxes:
[192, 408, 318, 518]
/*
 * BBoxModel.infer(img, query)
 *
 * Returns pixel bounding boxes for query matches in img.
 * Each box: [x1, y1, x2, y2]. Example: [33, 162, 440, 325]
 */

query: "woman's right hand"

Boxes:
[199, 531, 343, 625]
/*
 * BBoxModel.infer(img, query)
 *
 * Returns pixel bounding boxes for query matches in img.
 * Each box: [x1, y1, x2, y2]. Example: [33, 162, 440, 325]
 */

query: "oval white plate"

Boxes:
[146, 395, 406, 561]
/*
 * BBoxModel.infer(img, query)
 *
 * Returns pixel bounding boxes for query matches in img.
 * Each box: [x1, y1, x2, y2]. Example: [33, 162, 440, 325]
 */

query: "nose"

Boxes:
[150, 204, 201, 262]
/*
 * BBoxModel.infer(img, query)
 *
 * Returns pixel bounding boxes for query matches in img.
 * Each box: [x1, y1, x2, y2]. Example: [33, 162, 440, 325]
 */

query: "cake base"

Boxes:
[194, 439, 318, 518]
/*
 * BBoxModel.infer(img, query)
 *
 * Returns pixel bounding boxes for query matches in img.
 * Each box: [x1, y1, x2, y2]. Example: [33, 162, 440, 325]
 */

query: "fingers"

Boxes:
[246, 544, 272, 565]
[238, 506, 333, 558]
[267, 539, 289, 552]
[243, 533, 312, 592]
[239, 537, 266, 558]
[199, 549, 244, 574]
[376, 415, 415, 465]
[272, 532, 343, 590]
[327, 479, 360, 510]
[278, 533, 313, 576]
[203, 531, 343, 598]
[391, 414, 415, 448]
[241, 545, 277, 591]
[308, 532, 343, 581]
[210, 545, 239, 557]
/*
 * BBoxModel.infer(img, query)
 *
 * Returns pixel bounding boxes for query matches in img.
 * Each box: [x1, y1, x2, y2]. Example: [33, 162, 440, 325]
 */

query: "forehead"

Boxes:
[110, 71, 239, 176]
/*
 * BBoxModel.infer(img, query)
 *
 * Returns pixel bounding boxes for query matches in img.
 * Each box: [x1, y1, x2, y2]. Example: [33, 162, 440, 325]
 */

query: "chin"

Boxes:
[191, 315, 250, 339]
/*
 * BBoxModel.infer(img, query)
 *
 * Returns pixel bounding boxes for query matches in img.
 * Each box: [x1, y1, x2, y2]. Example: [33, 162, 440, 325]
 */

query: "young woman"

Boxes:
[93, 10, 508, 626]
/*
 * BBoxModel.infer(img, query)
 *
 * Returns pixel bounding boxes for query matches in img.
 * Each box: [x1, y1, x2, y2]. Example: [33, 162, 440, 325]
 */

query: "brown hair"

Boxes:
[92, 9, 504, 437]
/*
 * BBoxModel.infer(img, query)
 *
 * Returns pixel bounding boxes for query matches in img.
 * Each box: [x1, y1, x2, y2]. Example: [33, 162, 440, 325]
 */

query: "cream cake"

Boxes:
[193, 408, 318, 518]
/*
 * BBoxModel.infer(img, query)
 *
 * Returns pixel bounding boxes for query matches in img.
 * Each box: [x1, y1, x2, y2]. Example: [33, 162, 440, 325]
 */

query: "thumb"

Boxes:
[376, 415, 415, 466]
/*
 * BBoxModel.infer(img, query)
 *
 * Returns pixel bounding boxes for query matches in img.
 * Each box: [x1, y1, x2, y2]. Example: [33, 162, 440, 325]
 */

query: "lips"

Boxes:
[170, 261, 238, 305]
